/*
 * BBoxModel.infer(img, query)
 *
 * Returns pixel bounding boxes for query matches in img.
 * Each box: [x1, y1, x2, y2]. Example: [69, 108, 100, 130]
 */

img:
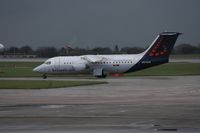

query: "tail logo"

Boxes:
[148, 38, 168, 57]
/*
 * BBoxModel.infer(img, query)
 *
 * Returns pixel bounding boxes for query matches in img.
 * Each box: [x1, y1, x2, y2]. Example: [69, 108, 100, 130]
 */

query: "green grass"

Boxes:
[126, 62, 200, 76]
[0, 80, 106, 89]
[0, 62, 42, 77]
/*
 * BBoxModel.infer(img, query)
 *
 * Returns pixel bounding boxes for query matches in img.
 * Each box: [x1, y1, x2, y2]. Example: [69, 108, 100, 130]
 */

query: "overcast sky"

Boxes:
[0, 0, 199, 48]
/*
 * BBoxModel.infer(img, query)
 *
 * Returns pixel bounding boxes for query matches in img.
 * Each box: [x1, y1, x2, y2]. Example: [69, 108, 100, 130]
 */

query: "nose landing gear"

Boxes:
[43, 74, 47, 79]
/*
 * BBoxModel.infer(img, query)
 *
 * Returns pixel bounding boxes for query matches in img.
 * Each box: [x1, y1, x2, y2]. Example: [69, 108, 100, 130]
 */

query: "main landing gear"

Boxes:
[43, 74, 47, 79]
[96, 74, 107, 78]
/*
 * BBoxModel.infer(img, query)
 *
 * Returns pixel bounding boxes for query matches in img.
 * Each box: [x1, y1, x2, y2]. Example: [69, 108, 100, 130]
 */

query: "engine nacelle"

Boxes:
[73, 63, 87, 71]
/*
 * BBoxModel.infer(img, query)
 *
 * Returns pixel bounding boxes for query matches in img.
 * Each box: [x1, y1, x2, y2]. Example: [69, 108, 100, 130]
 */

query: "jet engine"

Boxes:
[73, 63, 88, 71]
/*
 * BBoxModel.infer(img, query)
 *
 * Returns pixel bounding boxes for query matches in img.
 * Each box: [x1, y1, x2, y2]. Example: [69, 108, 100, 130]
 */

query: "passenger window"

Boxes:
[45, 61, 51, 65]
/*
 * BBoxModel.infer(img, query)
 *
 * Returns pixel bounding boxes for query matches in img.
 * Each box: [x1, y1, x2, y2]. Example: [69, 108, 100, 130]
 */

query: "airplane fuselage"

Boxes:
[33, 32, 182, 78]
[34, 54, 143, 75]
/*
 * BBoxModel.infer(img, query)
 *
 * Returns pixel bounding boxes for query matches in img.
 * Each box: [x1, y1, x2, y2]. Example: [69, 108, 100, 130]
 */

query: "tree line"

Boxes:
[2, 43, 200, 58]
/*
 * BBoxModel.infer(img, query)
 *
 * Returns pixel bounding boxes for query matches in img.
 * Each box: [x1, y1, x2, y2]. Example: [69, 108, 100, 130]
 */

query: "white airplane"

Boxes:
[33, 32, 181, 78]
[0, 44, 4, 51]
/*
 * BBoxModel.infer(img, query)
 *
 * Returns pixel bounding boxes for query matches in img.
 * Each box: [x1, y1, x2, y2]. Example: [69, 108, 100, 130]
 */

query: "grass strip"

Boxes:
[126, 62, 200, 76]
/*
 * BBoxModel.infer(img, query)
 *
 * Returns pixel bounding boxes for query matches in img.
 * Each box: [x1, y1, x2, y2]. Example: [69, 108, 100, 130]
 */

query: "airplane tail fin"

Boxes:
[143, 32, 182, 59]
[126, 32, 182, 72]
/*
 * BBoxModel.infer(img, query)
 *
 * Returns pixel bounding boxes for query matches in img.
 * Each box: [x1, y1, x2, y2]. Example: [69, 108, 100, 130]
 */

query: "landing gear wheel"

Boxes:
[43, 74, 47, 79]
[96, 74, 107, 78]
[102, 74, 107, 78]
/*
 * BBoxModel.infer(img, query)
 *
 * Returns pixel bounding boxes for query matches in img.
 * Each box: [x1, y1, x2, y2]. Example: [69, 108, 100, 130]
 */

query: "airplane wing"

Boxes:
[81, 55, 108, 62]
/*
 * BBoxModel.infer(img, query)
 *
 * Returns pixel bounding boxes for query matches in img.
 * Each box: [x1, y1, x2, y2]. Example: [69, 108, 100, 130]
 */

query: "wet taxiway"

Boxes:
[0, 76, 200, 133]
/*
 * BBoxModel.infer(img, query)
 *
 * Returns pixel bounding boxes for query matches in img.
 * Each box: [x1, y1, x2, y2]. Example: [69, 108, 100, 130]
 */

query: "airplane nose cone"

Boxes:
[33, 66, 40, 72]
[33, 64, 50, 73]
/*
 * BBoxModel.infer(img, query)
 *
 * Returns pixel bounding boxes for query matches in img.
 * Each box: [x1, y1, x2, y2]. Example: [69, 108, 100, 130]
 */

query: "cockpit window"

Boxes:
[45, 61, 51, 65]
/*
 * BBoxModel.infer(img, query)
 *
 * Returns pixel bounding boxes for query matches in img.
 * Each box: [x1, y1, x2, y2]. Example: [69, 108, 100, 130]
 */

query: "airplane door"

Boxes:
[54, 57, 60, 71]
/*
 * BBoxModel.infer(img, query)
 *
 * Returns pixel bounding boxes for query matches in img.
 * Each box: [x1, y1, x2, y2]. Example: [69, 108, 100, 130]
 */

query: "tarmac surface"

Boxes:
[0, 76, 200, 133]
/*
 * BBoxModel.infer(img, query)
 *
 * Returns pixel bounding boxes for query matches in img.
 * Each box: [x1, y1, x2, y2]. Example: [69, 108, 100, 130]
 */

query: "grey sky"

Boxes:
[0, 0, 199, 48]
